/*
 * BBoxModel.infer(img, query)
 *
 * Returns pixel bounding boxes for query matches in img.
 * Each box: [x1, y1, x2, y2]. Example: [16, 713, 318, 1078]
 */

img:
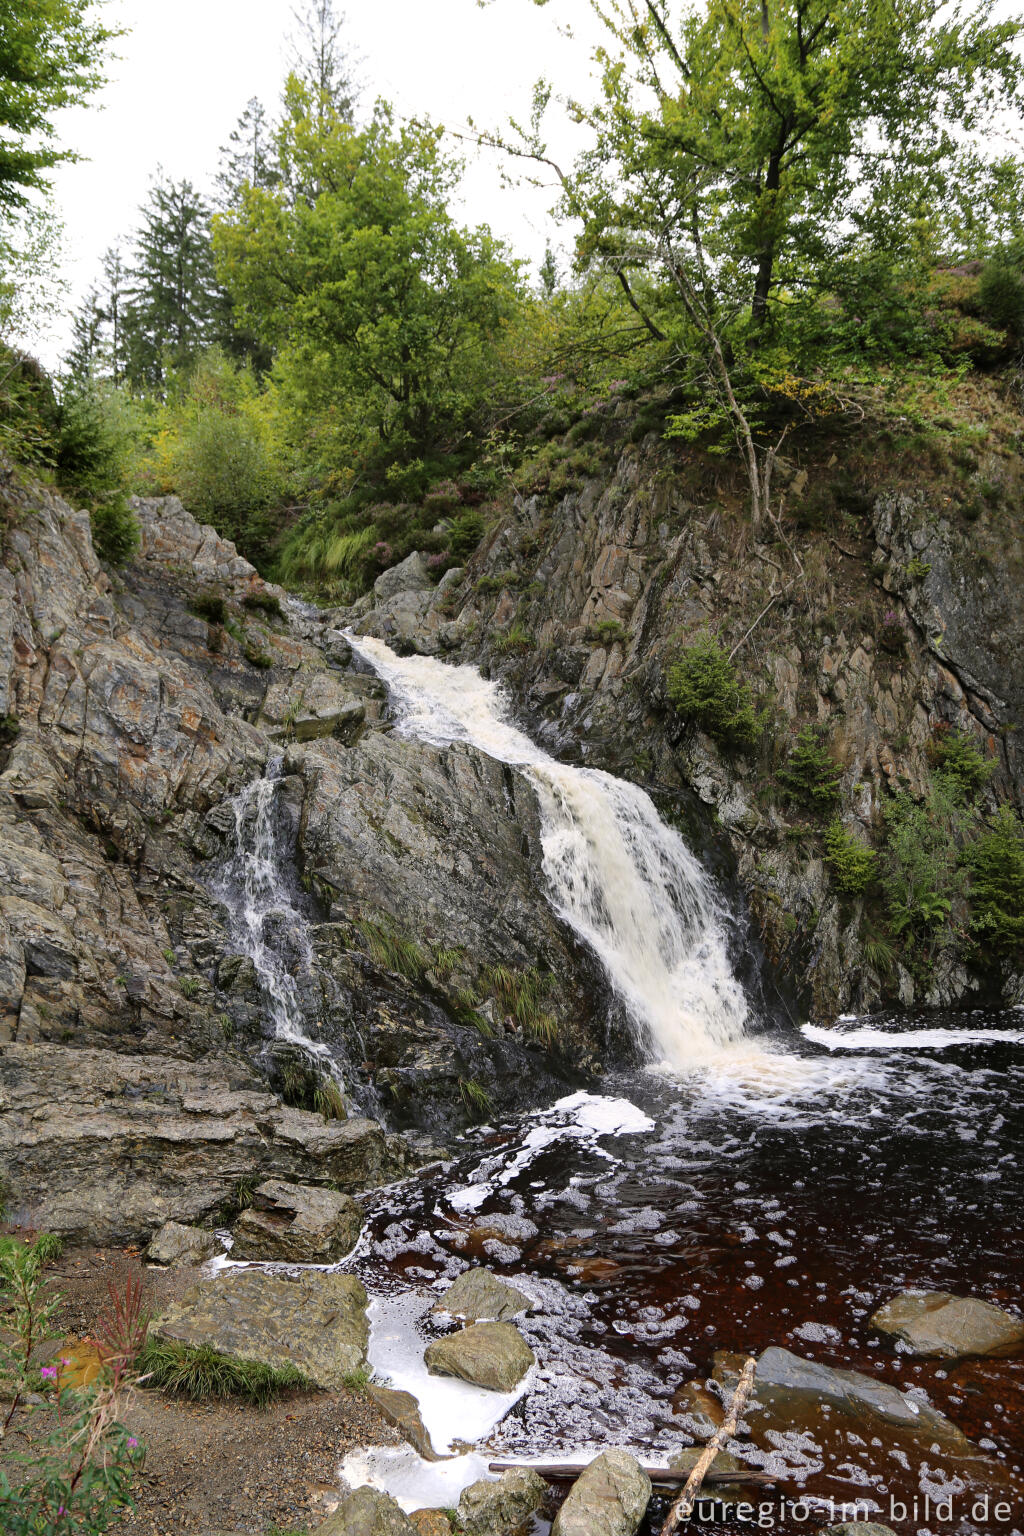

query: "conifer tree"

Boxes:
[125, 175, 221, 388]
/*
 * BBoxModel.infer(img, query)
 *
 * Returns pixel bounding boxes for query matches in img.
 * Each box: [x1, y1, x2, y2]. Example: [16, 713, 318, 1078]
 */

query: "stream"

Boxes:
[226, 635, 1024, 1533]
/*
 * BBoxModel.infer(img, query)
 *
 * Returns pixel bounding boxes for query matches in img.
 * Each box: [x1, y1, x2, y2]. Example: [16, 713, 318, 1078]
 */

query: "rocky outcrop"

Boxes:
[870, 1290, 1024, 1358]
[457, 1468, 547, 1534]
[146, 1221, 221, 1266]
[230, 1178, 362, 1263]
[430, 1268, 532, 1322]
[423, 1320, 535, 1392]
[550, 1449, 651, 1536]
[365, 1385, 443, 1461]
[316, 1486, 416, 1536]
[151, 1267, 369, 1390]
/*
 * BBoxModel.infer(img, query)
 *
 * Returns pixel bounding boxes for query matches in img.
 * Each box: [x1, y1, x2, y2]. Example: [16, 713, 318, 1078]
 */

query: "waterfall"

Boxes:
[216, 756, 341, 1086]
[344, 635, 749, 1067]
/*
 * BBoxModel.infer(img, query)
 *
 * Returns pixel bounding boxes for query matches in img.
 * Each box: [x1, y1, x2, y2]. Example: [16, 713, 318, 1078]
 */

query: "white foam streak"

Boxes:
[802, 1021, 1024, 1051]
[344, 635, 749, 1069]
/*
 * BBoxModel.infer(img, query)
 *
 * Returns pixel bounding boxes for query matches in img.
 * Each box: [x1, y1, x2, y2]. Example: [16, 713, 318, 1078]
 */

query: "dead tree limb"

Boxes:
[658, 1356, 758, 1535]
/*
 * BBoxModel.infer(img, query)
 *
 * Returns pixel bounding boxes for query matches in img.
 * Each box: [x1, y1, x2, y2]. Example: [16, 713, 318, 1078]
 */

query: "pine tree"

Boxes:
[65, 285, 105, 379]
[125, 175, 221, 388]
[539, 245, 559, 297]
[215, 97, 279, 209]
[288, 1, 359, 126]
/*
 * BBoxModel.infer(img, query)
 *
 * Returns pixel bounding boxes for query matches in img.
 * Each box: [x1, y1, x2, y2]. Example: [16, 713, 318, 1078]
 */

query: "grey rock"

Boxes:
[366, 1385, 442, 1461]
[316, 1486, 416, 1536]
[870, 1290, 1024, 1358]
[373, 551, 433, 602]
[231, 1178, 362, 1263]
[146, 1221, 220, 1267]
[151, 1267, 368, 1391]
[551, 1448, 651, 1536]
[458, 1468, 547, 1535]
[424, 1321, 535, 1392]
[431, 1268, 532, 1322]
[259, 672, 365, 743]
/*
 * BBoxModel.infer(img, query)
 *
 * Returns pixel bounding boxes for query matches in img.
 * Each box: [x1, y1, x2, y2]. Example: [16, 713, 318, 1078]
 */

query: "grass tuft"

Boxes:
[139, 1339, 308, 1409]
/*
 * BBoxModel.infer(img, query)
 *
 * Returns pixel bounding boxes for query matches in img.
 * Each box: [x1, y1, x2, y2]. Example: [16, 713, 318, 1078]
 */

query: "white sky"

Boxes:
[34, 0, 601, 367]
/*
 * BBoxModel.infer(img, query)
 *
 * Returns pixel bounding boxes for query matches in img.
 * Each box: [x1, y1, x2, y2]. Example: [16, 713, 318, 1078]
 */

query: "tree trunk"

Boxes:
[751, 144, 784, 327]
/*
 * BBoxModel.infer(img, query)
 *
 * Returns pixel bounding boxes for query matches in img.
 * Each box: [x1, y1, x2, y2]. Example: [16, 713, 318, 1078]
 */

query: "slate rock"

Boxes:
[458, 1468, 547, 1535]
[870, 1291, 1024, 1358]
[146, 1221, 220, 1267]
[316, 1486, 416, 1536]
[366, 1384, 442, 1461]
[430, 1268, 532, 1323]
[424, 1321, 535, 1392]
[151, 1266, 368, 1390]
[551, 1449, 651, 1536]
[231, 1178, 362, 1263]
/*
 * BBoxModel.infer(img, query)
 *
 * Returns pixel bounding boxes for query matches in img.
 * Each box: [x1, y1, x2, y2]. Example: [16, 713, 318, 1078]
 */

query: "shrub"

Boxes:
[89, 495, 140, 566]
[965, 806, 1024, 956]
[138, 1339, 306, 1409]
[590, 618, 627, 646]
[190, 590, 228, 625]
[823, 820, 877, 895]
[168, 404, 275, 534]
[978, 249, 1024, 338]
[882, 784, 969, 942]
[448, 507, 485, 560]
[242, 589, 284, 619]
[926, 725, 995, 801]
[665, 631, 760, 752]
[778, 727, 842, 808]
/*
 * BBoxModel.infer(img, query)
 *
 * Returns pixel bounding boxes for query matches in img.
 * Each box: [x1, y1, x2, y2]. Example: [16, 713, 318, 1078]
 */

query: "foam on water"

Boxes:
[802, 1019, 1024, 1050]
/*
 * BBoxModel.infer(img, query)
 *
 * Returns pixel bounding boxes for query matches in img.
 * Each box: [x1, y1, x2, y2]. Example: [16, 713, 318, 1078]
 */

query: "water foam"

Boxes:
[344, 635, 749, 1068]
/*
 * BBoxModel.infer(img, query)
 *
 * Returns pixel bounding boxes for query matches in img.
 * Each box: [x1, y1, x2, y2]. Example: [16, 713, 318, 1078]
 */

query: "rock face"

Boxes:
[430, 1268, 532, 1322]
[870, 1291, 1024, 1358]
[230, 1178, 362, 1263]
[317, 1487, 416, 1536]
[423, 1321, 535, 1392]
[550, 1449, 651, 1536]
[457, 1468, 547, 1535]
[146, 1221, 220, 1267]
[151, 1267, 368, 1391]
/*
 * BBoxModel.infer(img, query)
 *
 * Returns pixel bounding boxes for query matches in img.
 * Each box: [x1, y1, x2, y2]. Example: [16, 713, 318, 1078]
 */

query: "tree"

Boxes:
[124, 175, 223, 388]
[0, 0, 118, 209]
[215, 97, 279, 209]
[493, 0, 1024, 529]
[213, 86, 522, 477]
[538, 244, 559, 295]
[288, 1, 359, 126]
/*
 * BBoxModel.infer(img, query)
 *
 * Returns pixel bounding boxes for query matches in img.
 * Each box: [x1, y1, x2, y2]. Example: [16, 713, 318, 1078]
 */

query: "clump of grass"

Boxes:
[178, 976, 200, 999]
[189, 590, 227, 625]
[138, 1339, 307, 1409]
[357, 918, 428, 981]
[231, 1175, 257, 1213]
[459, 1077, 493, 1118]
[481, 963, 556, 1045]
[242, 589, 284, 619]
[589, 618, 627, 645]
[493, 624, 534, 655]
[342, 1366, 371, 1393]
[312, 1076, 346, 1122]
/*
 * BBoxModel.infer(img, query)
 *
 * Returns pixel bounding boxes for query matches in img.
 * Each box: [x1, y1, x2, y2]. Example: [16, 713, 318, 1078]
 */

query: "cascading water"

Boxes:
[215, 755, 342, 1088]
[344, 634, 749, 1067]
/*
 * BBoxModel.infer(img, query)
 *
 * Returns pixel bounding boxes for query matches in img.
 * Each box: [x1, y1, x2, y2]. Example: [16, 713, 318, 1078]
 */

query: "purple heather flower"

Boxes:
[40, 1365, 57, 1379]
[128, 1437, 139, 1449]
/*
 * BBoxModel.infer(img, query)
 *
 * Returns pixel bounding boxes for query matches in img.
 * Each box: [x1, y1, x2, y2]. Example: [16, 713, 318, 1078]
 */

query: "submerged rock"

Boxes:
[551, 1448, 651, 1536]
[870, 1290, 1024, 1358]
[458, 1467, 547, 1535]
[151, 1267, 368, 1390]
[669, 1447, 752, 1506]
[423, 1320, 535, 1392]
[430, 1268, 532, 1323]
[231, 1178, 362, 1263]
[317, 1486, 416, 1536]
[145, 1221, 220, 1267]
[366, 1384, 443, 1461]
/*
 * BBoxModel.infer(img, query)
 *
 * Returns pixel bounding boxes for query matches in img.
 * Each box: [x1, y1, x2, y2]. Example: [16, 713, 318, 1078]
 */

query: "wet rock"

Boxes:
[373, 552, 433, 603]
[231, 1178, 362, 1263]
[151, 1267, 368, 1391]
[870, 1291, 1024, 1358]
[671, 1381, 724, 1438]
[551, 1448, 651, 1536]
[146, 1221, 220, 1267]
[431, 1268, 532, 1322]
[317, 1486, 416, 1536]
[423, 1321, 535, 1392]
[366, 1384, 442, 1461]
[458, 1467, 547, 1534]
[0, 1042, 405, 1244]
[259, 672, 366, 743]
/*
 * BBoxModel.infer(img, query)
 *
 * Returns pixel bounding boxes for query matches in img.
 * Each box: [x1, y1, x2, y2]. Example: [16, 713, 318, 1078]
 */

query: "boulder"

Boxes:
[409, 1515, 451, 1536]
[458, 1468, 547, 1535]
[366, 1384, 442, 1461]
[259, 672, 365, 744]
[316, 1486, 416, 1536]
[373, 552, 433, 603]
[231, 1178, 362, 1263]
[146, 1221, 220, 1267]
[424, 1321, 535, 1392]
[150, 1266, 368, 1391]
[431, 1268, 532, 1323]
[870, 1291, 1024, 1359]
[551, 1449, 651, 1536]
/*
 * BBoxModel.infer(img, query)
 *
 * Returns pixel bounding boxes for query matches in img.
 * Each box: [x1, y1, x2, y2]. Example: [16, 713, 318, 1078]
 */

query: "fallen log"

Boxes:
[659, 1356, 759, 1534]
[486, 1461, 775, 1486]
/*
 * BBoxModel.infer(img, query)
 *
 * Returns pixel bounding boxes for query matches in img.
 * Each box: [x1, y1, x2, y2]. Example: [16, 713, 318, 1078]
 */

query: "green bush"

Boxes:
[138, 1339, 306, 1409]
[978, 248, 1024, 338]
[965, 806, 1024, 956]
[778, 727, 842, 808]
[882, 784, 969, 941]
[170, 407, 275, 533]
[57, 383, 140, 566]
[823, 820, 877, 895]
[190, 590, 227, 625]
[448, 507, 485, 560]
[89, 496, 140, 565]
[665, 631, 760, 752]
[926, 725, 995, 801]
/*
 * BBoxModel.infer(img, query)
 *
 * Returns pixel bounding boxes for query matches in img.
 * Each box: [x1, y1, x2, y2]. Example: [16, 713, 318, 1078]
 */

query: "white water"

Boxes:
[344, 635, 750, 1068]
[216, 756, 341, 1083]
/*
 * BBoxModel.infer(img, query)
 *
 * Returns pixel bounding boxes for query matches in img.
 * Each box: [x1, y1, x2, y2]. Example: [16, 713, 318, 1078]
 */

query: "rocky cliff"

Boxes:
[0, 467, 605, 1241]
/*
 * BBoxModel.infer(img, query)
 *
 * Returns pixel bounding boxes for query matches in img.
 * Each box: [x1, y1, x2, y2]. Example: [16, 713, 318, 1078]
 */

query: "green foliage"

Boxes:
[778, 727, 841, 808]
[231, 1175, 257, 1212]
[965, 806, 1024, 956]
[356, 918, 428, 981]
[481, 964, 556, 1045]
[862, 929, 898, 978]
[590, 618, 626, 646]
[138, 1338, 306, 1409]
[926, 725, 995, 801]
[312, 1075, 346, 1122]
[978, 246, 1024, 338]
[56, 382, 140, 565]
[341, 1367, 371, 1394]
[178, 976, 200, 999]
[190, 590, 228, 625]
[242, 588, 283, 619]
[665, 631, 760, 752]
[447, 508, 486, 560]
[458, 1077, 493, 1118]
[823, 820, 877, 896]
[493, 624, 534, 655]
[882, 783, 970, 944]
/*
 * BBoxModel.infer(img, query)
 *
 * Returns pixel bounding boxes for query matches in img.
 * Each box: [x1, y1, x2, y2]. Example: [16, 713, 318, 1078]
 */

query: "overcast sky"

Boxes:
[33, 0, 600, 366]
